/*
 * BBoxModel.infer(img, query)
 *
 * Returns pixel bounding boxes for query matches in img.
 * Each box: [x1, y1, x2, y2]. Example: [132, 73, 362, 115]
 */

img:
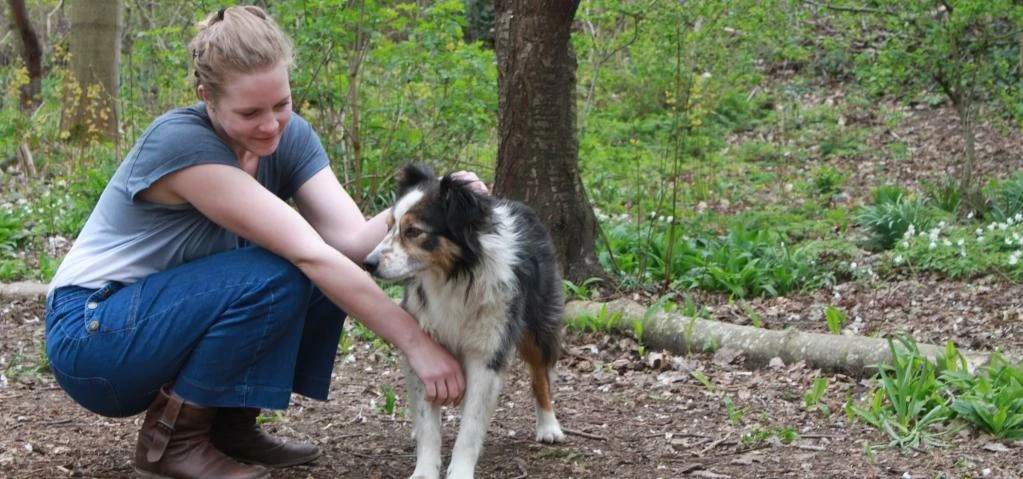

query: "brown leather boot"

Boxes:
[134, 386, 270, 479]
[211, 408, 321, 468]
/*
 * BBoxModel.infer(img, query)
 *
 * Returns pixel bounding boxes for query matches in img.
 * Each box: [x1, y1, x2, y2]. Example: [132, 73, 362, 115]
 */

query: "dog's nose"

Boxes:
[363, 258, 378, 274]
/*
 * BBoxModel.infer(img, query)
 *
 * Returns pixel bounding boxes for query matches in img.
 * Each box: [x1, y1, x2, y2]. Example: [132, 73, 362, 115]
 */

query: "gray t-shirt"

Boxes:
[48, 103, 329, 293]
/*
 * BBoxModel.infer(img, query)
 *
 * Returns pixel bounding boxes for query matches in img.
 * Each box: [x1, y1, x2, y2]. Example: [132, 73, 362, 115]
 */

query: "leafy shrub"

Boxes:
[854, 192, 945, 251]
[986, 173, 1023, 222]
[885, 215, 1023, 281]
[812, 165, 846, 197]
[848, 337, 958, 450]
[0, 210, 25, 258]
[922, 177, 962, 215]
[600, 219, 831, 298]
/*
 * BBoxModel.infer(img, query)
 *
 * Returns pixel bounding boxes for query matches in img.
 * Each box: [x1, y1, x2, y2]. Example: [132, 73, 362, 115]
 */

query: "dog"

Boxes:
[363, 164, 566, 479]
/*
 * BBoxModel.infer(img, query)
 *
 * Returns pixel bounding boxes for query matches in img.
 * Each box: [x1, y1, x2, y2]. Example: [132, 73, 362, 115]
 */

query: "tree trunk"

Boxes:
[62, 0, 122, 143]
[565, 299, 1006, 378]
[493, 0, 604, 283]
[8, 0, 44, 112]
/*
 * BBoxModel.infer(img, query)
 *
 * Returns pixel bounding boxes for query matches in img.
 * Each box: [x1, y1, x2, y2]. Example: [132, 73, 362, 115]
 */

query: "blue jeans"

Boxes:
[44, 247, 346, 418]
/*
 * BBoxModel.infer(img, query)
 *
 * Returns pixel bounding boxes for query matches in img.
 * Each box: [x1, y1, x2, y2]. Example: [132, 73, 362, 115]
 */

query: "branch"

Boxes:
[801, 0, 897, 15]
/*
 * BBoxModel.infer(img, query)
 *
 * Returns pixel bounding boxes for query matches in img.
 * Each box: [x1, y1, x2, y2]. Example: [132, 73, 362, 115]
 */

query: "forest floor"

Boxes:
[2, 101, 1023, 478]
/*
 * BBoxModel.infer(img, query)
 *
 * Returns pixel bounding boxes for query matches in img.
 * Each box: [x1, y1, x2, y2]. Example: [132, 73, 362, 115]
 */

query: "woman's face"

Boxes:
[204, 61, 292, 158]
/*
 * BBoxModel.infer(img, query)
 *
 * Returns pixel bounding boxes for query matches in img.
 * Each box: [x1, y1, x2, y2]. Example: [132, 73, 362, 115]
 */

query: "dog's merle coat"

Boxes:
[364, 164, 565, 479]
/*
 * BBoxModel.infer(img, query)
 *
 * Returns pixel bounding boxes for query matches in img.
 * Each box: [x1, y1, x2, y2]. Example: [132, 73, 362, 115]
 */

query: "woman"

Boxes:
[44, 6, 472, 479]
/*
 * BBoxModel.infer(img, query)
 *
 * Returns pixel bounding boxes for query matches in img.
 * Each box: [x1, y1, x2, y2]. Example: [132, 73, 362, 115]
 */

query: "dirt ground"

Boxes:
[2, 278, 1023, 479]
[2, 103, 1023, 478]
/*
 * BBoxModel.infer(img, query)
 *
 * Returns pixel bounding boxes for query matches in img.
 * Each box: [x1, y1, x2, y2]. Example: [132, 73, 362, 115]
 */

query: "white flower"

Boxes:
[929, 242, 937, 250]
[850, 262, 858, 269]
[956, 239, 965, 246]
[1010, 254, 1019, 266]
[942, 239, 952, 247]
[976, 228, 984, 236]
[978, 236, 985, 243]
[894, 255, 904, 264]
[902, 241, 910, 248]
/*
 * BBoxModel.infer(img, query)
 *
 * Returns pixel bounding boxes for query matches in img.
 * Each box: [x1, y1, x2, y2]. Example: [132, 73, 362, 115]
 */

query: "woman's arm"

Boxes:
[292, 168, 388, 263]
[293, 167, 489, 263]
[146, 163, 464, 405]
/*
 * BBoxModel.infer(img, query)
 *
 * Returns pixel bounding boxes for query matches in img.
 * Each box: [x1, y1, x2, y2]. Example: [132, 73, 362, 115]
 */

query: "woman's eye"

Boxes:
[403, 227, 423, 239]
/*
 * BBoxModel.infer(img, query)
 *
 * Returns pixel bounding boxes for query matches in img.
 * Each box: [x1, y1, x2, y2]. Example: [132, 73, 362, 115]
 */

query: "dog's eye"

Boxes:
[403, 226, 424, 239]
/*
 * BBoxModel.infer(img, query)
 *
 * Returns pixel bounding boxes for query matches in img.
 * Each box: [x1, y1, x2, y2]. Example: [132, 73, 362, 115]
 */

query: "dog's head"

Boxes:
[363, 164, 492, 282]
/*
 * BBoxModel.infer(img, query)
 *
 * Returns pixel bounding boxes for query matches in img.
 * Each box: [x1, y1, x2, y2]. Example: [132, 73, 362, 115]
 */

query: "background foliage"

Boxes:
[0, 0, 1021, 295]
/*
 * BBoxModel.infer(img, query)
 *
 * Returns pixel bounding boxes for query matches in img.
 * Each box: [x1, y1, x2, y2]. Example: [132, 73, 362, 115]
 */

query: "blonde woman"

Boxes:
[45, 6, 477, 478]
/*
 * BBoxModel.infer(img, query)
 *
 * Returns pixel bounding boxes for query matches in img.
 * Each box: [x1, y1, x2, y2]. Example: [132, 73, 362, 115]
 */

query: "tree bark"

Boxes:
[565, 299, 1006, 378]
[62, 0, 122, 143]
[8, 0, 44, 112]
[493, 0, 605, 283]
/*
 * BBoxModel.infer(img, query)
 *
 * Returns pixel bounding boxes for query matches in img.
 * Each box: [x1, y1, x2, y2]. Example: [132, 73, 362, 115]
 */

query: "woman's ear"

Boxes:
[198, 85, 212, 109]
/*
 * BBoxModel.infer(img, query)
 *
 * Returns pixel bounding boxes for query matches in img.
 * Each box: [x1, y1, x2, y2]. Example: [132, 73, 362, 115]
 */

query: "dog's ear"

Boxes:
[397, 163, 436, 197]
[440, 174, 491, 238]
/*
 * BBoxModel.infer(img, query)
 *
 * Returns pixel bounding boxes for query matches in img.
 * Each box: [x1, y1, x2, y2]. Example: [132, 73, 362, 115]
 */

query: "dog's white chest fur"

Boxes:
[405, 208, 520, 359]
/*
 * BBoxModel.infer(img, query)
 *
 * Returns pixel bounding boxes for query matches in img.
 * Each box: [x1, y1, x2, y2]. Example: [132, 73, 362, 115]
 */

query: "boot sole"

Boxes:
[243, 449, 322, 468]
[134, 466, 271, 479]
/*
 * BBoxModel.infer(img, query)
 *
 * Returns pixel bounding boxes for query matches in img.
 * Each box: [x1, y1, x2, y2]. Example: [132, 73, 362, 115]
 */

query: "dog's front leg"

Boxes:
[446, 362, 502, 479]
[407, 361, 444, 479]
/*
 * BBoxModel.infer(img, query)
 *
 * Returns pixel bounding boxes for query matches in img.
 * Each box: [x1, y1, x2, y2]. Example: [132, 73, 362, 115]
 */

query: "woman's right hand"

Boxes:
[403, 333, 465, 406]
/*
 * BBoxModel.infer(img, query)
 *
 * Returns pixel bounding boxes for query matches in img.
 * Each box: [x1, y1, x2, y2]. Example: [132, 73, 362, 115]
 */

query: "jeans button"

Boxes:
[87, 302, 98, 310]
[87, 320, 100, 332]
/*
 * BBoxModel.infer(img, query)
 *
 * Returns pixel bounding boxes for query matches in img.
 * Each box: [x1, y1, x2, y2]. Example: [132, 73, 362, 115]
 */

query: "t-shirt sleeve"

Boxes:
[271, 113, 330, 199]
[123, 112, 237, 201]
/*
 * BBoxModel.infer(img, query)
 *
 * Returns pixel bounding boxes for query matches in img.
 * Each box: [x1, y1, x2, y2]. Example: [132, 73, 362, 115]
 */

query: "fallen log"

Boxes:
[0, 281, 48, 300]
[565, 299, 1003, 378]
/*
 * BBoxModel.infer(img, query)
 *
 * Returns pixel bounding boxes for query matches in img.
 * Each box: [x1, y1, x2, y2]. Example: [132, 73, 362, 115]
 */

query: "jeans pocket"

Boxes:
[49, 364, 132, 417]
[83, 282, 135, 335]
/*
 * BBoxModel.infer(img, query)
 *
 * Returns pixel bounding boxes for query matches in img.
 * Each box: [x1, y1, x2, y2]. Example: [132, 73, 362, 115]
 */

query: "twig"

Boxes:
[40, 419, 73, 426]
[512, 457, 528, 479]
[563, 427, 607, 441]
[797, 444, 827, 451]
[696, 434, 732, 457]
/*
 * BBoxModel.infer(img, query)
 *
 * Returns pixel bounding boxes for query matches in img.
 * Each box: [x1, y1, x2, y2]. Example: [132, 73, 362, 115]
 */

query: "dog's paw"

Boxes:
[535, 410, 566, 443]
[410, 465, 441, 479]
[535, 424, 566, 443]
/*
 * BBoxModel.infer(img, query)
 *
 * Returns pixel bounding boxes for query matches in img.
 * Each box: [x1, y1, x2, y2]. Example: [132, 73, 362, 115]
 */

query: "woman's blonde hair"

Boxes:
[188, 6, 294, 102]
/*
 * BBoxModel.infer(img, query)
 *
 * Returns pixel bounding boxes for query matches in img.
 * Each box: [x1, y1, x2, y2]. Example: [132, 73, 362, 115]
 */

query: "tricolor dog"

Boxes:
[363, 164, 566, 479]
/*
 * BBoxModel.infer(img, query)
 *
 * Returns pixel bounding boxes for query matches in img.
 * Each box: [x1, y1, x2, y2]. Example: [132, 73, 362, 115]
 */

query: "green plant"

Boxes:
[824, 305, 847, 335]
[742, 302, 763, 328]
[691, 370, 714, 392]
[562, 277, 602, 301]
[943, 354, 1023, 439]
[987, 173, 1023, 222]
[741, 425, 799, 447]
[849, 337, 959, 449]
[923, 177, 963, 215]
[803, 377, 831, 417]
[854, 193, 944, 251]
[812, 165, 846, 197]
[724, 395, 749, 425]
[376, 386, 399, 416]
[567, 304, 622, 334]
